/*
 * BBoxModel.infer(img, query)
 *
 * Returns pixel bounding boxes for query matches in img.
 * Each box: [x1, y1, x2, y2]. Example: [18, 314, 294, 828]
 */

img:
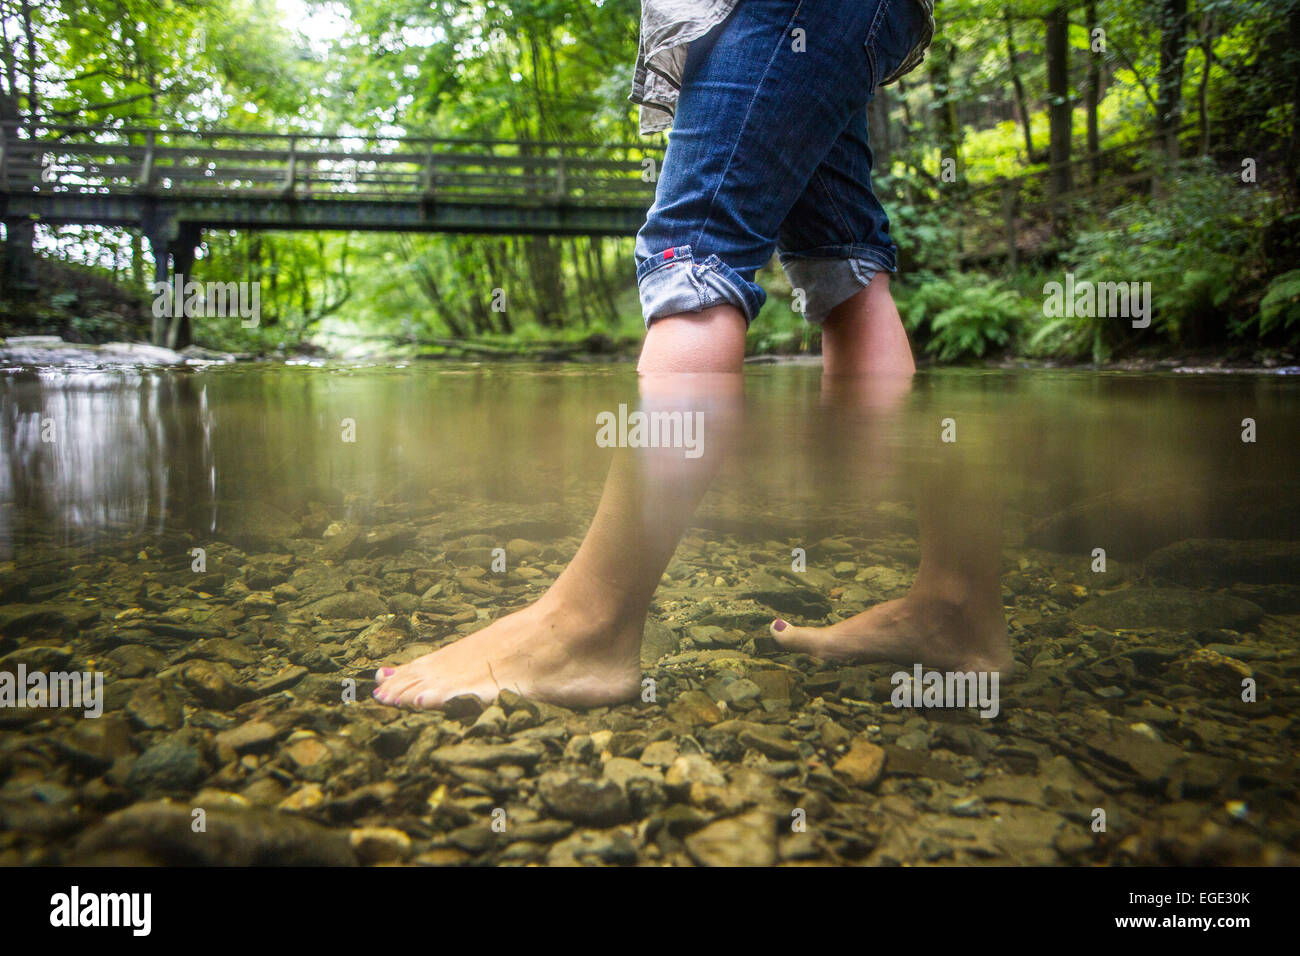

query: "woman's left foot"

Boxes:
[769, 593, 1011, 673]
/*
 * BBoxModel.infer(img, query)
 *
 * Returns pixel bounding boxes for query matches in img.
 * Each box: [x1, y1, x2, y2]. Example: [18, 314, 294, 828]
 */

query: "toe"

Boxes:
[373, 669, 418, 705]
[412, 690, 441, 711]
[388, 675, 430, 709]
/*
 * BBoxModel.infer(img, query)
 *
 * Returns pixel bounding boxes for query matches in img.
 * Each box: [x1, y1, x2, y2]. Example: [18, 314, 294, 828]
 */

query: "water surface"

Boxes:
[0, 363, 1296, 865]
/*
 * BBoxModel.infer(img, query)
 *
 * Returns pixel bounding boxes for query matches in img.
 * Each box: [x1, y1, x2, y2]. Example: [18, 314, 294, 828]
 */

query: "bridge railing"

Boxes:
[0, 123, 662, 206]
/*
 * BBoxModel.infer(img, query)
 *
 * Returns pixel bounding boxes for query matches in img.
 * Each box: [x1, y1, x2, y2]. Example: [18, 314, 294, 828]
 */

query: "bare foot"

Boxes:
[769, 595, 1012, 672]
[371, 596, 643, 710]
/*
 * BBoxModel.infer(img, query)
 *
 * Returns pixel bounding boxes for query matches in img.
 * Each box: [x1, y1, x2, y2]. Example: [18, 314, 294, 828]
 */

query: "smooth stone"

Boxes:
[666, 690, 723, 727]
[537, 770, 633, 826]
[75, 800, 355, 865]
[737, 725, 799, 760]
[126, 735, 208, 795]
[665, 754, 726, 789]
[834, 738, 886, 788]
[1070, 588, 1263, 632]
[429, 740, 545, 768]
[302, 591, 388, 621]
[639, 740, 680, 768]
[684, 811, 777, 867]
[214, 720, 281, 754]
[350, 826, 412, 863]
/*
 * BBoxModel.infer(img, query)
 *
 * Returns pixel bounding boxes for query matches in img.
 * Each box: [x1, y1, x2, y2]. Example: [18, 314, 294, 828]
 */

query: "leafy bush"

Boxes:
[897, 270, 1026, 362]
[887, 181, 963, 274]
[1049, 159, 1275, 359]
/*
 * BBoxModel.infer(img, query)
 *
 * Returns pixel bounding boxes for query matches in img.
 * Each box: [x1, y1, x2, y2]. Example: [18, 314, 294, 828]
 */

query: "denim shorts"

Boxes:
[634, 0, 930, 328]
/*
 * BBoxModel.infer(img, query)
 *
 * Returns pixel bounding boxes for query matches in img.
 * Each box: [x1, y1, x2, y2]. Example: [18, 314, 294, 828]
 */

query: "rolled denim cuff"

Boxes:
[779, 249, 895, 326]
[636, 244, 765, 328]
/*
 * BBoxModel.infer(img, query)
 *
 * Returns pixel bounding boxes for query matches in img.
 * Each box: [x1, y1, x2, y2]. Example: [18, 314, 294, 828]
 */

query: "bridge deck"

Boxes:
[0, 123, 661, 236]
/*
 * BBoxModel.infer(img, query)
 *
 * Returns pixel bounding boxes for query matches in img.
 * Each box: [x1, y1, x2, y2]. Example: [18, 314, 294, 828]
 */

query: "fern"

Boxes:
[1256, 269, 1300, 338]
[898, 272, 1025, 362]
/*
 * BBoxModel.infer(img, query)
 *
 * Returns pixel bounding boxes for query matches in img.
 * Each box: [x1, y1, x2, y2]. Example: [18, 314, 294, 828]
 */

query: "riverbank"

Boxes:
[4, 334, 1297, 375]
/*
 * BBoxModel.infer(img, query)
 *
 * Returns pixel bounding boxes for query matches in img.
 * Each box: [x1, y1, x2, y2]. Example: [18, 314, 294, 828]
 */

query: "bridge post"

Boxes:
[554, 154, 567, 201]
[283, 136, 297, 198]
[139, 131, 157, 193]
[141, 206, 173, 345]
[166, 223, 202, 350]
[0, 124, 36, 293]
[421, 145, 437, 204]
[2, 216, 36, 293]
[141, 209, 201, 349]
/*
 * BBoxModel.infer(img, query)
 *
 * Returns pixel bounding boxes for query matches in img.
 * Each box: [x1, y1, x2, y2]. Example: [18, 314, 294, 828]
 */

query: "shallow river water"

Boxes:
[0, 361, 1297, 865]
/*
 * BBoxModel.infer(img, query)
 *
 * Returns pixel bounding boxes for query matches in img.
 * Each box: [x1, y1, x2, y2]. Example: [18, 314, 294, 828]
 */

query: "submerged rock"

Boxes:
[302, 590, 388, 621]
[684, 812, 777, 867]
[834, 738, 886, 789]
[1070, 588, 1263, 631]
[349, 826, 412, 863]
[126, 735, 210, 795]
[1144, 538, 1300, 588]
[75, 800, 356, 865]
[430, 740, 545, 768]
[538, 770, 633, 826]
[0, 338, 188, 367]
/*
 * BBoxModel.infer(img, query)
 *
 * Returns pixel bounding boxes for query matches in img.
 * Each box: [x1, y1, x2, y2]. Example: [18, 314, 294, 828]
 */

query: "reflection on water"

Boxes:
[3, 364, 1297, 557]
[0, 369, 216, 554]
[0, 362, 1297, 866]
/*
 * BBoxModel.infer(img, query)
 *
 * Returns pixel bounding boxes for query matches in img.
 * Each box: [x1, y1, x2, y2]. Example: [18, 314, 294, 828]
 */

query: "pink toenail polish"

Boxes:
[773, 619, 787, 632]
[377, 667, 394, 680]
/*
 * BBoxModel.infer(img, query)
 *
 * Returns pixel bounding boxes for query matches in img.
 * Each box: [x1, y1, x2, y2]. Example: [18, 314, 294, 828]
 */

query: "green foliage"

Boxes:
[0, 261, 149, 344]
[7, 0, 1299, 361]
[1256, 269, 1300, 337]
[898, 271, 1027, 362]
[888, 182, 963, 274]
[1047, 161, 1275, 359]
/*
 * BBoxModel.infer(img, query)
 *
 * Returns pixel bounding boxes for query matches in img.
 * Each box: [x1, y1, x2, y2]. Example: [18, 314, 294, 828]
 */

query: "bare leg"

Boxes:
[820, 273, 915, 379]
[771, 273, 1012, 672]
[373, 307, 745, 709]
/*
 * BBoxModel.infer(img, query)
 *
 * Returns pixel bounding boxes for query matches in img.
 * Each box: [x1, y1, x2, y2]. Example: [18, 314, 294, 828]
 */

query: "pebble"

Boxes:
[833, 739, 886, 788]
[537, 770, 633, 826]
[684, 812, 777, 866]
[349, 827, 412, 863]
[9, 509, 1295, 869]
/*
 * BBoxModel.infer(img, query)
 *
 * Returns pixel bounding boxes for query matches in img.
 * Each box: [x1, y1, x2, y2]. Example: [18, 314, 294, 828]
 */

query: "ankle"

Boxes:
[536, 584, 645, 644]
[906, 576, 1002, 617]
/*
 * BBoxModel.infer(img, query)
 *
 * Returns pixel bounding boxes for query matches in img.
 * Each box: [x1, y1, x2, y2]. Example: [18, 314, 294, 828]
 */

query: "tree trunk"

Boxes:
[1004, 8, 1035, 161]
[1289, 6, 1300, 202]
[927, 38, 962, 180]
[1045, 6, 1073, 201]
[1085, 0, 1102, 185]
[1197, 13, 1214, 156]
[1156, 0, 1189, 158]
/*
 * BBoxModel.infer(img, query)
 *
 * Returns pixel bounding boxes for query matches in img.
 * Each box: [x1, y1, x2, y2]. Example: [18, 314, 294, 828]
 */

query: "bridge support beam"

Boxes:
[167, 223, 202, 350]
[142, 208, 201, 349]
[2, 216, 36, 293]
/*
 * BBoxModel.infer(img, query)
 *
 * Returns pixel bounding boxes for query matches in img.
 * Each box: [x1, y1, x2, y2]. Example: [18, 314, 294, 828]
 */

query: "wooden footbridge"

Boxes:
[0, 122, 660, 316]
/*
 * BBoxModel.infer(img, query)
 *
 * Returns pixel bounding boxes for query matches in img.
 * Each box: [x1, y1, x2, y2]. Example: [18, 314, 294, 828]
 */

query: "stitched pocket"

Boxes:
[865, 0, 926, 94]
